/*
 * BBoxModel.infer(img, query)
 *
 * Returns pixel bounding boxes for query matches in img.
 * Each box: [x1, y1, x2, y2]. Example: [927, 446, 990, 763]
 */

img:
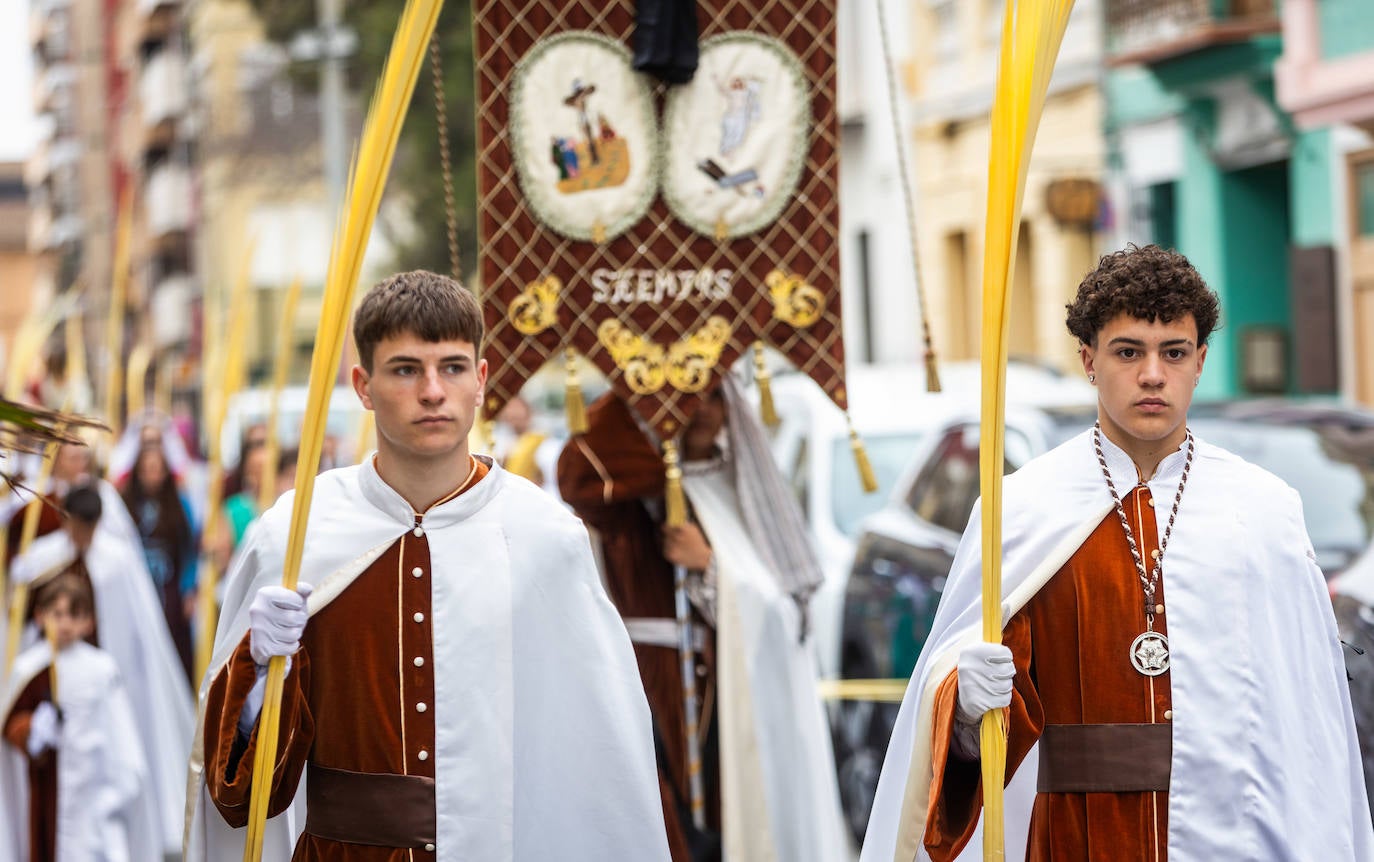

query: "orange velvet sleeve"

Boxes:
[923, 610, 1044, 862]
[203, 634, 314, 826]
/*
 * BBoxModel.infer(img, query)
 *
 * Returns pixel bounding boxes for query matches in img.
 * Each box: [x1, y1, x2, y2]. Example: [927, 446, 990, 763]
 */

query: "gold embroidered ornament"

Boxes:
[766, 269, 825, 328]
[476, 0, 877, 506]
[507, 275, 562, 335]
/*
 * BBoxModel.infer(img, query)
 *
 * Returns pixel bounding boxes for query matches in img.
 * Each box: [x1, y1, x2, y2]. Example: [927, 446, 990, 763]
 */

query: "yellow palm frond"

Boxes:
[977, 3, 1076, 860]
[240, 0, 447, 858]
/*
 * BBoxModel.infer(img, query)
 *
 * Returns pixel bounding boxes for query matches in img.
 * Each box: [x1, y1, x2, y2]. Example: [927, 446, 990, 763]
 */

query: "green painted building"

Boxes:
[1103, 0, 1354, 400]
[1276, 0, 1374, 406]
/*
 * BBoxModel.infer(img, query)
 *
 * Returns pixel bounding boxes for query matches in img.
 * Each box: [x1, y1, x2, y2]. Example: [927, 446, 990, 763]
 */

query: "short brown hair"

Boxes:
[1065, 244, 1220, 346]
[34, 570, 95, 618]
[352, 271, 484, 371]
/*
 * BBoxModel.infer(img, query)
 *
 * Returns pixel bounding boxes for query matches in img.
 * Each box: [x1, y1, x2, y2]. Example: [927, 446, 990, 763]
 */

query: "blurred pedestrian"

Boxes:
[8, 484, 194, 858]
[558, 376, 846, 862]
[0, 571, 159, 862]
[493, 395, 561, 496]
[121, 442, 199, 682]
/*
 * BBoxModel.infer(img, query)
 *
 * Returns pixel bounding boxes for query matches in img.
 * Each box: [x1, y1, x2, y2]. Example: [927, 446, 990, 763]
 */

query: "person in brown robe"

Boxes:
[880, 244, 1373, 860]
[924, 481, 1172, 861]
[203, 458, 491, 861]
[559, 392, 725, 862]
[194, 271, 669, 862]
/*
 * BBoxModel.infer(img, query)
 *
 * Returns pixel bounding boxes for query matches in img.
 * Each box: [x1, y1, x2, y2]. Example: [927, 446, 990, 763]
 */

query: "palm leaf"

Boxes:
[0, 398, 105, 455]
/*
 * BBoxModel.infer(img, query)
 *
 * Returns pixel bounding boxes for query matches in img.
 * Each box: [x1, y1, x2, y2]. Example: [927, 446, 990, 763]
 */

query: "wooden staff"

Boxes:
[44, 617, 59, 708]
[259, 277, 303, 513]
[5, 437, 63, 675]
[104, 190, 134, 434]
[240, 0, 445, 857]
[977, 2, 1075, 859]
[194, 244, 255, 684]
[125, 342, 153, 420]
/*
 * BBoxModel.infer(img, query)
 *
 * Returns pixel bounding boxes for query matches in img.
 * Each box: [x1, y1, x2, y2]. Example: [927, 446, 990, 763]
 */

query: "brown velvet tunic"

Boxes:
[925, 483, 1173, 862]
[3, 670, 57, 862]
[558, 395, 721, 862]
[203, 461, 488, 861]
[5, 494, 63, 567]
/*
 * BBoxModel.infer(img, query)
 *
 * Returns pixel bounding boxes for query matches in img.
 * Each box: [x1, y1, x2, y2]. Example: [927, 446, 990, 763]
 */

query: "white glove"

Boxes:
[248, 583, 314, 667]
[956, 641, 1015, 726]
[26, 701, 60, 757]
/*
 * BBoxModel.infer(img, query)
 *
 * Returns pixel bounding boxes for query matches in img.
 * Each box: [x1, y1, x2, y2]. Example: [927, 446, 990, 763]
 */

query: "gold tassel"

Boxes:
[564, 348, 588, 435]
[753, 342, 779, 428]
[925, 347, 942, 393]
[663, 439, 686, 528]
[848, 416, 878, 494]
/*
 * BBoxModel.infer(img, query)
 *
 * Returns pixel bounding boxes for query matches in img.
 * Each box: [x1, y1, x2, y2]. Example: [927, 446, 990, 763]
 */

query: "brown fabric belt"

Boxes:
[304, 763, 437, 848]
[1037, 723, 1172, 793]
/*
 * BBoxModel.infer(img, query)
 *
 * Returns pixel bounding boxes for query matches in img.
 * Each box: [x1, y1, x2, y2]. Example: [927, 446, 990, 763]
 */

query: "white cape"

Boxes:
[184, 457, 670, 861]
[861, 429, 1374, 862]
[6, 527, 196, 856]
[684, 466, 848, 862]
[0, 640, 160, 862]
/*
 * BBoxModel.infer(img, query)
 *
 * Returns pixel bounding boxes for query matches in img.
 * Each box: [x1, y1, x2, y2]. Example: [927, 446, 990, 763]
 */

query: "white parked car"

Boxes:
[765, 361, 1093, 685]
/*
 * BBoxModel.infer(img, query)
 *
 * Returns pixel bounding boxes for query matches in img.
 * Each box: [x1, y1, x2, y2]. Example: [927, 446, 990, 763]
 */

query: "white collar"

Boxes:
[1094, 426, 1192, 494]
[357, 453, 504, 530]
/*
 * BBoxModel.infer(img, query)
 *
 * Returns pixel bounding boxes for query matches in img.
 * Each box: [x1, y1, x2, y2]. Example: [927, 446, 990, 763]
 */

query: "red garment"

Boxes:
[3, 671, 57, 862]
[925, 484, 1173, 862]
[203, 461, 488, 861]
[5, 495, 63, 567]
[558, 395, 720, 861]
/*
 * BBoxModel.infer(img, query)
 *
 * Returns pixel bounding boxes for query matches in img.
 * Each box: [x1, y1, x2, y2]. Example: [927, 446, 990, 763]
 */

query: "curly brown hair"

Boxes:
[1065, 244, 1219, 346]
[353, 271, 484, 371]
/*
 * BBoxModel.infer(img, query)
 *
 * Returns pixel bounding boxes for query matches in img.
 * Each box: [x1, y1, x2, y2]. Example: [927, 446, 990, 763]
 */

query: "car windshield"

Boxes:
[1045, 409, 1374, 576]
[1190, 419, 1374, 574]
[831, 432, 926, 537]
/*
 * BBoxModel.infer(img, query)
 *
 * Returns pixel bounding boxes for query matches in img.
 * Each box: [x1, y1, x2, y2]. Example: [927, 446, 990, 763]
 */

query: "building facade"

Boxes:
[1275, 0, 1374, 406]
[0, 161, 54, 364]
[1102, 0, 1352, 401]
[906, 0, 1107, 375]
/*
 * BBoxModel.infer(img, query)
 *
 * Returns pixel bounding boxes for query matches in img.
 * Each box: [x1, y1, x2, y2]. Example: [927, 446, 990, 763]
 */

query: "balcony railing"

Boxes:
[1107, 0, 1279, 64]
[146, 164, 193, 238]
[141, 50, 188, 128]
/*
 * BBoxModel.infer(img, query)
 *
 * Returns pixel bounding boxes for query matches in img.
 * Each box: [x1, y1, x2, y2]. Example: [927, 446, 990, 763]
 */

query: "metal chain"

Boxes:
[429, 33, 461, 281]
[873, 0, 938, 374]
[1093, 422, 1195, 629]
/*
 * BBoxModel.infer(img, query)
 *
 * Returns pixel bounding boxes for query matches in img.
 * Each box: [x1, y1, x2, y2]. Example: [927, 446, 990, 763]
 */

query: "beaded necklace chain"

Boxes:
[1093, 423, 1195, 676]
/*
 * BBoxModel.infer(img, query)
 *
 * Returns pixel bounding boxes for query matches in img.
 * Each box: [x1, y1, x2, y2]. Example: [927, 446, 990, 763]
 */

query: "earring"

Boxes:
[1194, 378, 1200, 387]
[1088, 374, 1095, 384]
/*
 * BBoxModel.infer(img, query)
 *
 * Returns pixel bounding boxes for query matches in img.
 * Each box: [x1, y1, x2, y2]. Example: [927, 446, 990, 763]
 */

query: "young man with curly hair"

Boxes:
[185, 271, 670, 861]
[862, 245, 1372, 861]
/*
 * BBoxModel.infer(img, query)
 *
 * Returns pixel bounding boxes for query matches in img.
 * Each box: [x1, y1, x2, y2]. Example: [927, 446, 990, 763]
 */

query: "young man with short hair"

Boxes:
[187, 271, 669, 861]
[861, 245, 1373, 861]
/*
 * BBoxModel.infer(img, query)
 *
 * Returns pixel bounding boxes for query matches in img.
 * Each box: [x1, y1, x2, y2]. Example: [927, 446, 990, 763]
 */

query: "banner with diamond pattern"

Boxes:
[475, 0, 843, 438]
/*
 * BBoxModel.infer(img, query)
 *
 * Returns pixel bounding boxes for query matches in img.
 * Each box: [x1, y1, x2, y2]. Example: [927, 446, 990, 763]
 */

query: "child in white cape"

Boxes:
[0, 571, 159, 862]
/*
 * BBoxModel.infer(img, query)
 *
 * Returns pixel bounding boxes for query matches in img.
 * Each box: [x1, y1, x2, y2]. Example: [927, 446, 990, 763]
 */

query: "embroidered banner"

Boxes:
[475, 0, 842, 437]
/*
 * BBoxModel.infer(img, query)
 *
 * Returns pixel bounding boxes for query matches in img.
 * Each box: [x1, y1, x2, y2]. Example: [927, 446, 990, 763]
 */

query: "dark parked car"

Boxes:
[832, 401, 1374, 841]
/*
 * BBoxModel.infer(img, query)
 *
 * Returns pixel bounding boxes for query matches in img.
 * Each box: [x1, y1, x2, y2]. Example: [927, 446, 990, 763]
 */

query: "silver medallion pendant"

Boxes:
[1130, 631, 1170, 676]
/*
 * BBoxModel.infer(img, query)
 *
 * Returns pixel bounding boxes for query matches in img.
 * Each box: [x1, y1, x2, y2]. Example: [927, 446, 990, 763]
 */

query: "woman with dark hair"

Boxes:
[121, 442, 198, 681]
